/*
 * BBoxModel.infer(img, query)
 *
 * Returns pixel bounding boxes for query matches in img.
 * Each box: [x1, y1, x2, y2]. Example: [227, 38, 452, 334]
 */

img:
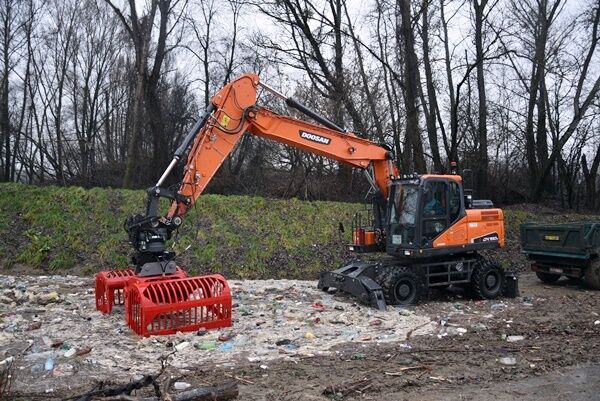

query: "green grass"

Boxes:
[0, 183, 355, 278]
[2, 183, 596, 278]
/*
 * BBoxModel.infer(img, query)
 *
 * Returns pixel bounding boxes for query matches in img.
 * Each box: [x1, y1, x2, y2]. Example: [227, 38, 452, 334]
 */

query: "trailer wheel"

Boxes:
[471, 259, 506, 299]
[380, 266, 421, 305]
[535, 272, 561, 284]
[584, 260, 600, 290]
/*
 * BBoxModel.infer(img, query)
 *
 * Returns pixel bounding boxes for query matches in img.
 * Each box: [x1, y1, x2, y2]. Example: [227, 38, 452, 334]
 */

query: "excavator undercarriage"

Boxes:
[319, 254, 517, 311]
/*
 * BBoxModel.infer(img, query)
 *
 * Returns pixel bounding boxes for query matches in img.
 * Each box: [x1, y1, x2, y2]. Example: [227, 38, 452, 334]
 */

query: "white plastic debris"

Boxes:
[498, 357, 517, 366]
[173, 382, 191, 391]
[63, 348, 76, 358]
[175, 341, 190, 351]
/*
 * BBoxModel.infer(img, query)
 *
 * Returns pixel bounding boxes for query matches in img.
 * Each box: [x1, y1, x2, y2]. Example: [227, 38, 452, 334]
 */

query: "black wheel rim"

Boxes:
[394, 279, 416, 303]
[484, 270, 501, 293]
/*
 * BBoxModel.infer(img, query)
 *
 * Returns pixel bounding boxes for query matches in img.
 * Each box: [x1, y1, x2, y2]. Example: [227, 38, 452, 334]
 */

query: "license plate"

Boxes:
[544, 235, 560, 241]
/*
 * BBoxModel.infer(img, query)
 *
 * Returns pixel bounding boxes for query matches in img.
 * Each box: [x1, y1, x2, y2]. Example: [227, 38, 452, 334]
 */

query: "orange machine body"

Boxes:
[433, 209, 505, 249]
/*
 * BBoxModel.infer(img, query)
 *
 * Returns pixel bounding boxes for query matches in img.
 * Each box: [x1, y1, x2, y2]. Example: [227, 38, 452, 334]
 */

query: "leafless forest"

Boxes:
[0, 0, 599, 207]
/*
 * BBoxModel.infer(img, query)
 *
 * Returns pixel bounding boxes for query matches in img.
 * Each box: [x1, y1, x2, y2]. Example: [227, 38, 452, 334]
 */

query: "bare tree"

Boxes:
[104, 0, 187, 186]
[397, 0, 426, 172]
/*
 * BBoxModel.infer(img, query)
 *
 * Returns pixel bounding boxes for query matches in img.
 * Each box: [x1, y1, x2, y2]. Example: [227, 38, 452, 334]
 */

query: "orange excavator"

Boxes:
[96, 73, 512, 336]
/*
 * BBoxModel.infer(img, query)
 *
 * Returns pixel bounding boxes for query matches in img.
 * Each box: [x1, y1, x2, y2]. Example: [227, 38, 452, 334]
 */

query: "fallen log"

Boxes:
[95, 381, 238, 401]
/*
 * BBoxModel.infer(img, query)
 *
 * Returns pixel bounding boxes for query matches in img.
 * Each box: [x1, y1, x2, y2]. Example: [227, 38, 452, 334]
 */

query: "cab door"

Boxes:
[427, 179, 468, 248]
[420, 180, 449, 246]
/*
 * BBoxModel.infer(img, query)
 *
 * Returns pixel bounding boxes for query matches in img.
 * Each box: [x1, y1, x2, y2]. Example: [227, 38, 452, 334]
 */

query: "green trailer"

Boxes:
[520, 222, 600, 289]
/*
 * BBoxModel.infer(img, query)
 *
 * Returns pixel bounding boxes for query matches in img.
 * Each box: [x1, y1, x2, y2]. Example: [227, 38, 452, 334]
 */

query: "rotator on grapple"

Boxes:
[95, 72, 516, 336]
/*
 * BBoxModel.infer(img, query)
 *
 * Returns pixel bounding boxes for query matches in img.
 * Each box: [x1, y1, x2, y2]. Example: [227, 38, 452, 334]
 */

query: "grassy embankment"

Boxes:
[0, 183, 356, 278]
[0, 183, 597, 278]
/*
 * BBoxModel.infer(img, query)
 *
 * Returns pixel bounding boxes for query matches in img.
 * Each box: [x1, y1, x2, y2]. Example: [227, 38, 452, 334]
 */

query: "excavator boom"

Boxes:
[168, 73, 395, 220]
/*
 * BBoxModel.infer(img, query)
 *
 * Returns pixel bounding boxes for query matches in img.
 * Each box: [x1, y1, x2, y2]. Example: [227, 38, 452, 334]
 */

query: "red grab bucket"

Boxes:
[95, 269, 136, 314]
[95, 267, 187, 314]
[124, 274, 232, 336]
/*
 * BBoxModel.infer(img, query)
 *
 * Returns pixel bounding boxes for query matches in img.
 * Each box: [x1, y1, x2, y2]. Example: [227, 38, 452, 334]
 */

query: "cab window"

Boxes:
[449, 181, 461, 222]
[422, 181, 447, 241]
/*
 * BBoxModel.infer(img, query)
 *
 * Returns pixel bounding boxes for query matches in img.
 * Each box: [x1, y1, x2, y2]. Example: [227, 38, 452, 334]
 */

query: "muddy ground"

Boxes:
[205, 273, 600, 401]
[0, 271, 599, 400]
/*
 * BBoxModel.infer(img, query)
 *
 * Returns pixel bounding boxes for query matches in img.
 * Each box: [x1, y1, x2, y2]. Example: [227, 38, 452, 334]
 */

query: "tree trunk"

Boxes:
[421, 0, 444, 172]
[398, 0, 426, 173]
[473, 0, 488, 194]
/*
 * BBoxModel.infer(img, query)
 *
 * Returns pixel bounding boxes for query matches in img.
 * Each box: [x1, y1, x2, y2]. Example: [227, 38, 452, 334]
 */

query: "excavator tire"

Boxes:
[535, 271, 561, 284]
[378, 266, 422, 306]
[583, 259, 600, 290]
[470, 257, 506, 300]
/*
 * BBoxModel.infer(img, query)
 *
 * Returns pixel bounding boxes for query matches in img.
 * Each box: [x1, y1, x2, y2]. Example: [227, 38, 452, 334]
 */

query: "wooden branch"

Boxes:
[96, 381, 238, 401]
[69, 375, 156, 401]
[323, 379, 372, 397]
[103, 0, 134, 39]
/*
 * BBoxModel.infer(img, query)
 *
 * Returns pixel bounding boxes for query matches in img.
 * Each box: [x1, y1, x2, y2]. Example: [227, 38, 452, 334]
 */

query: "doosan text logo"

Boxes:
[299, 130, 331, 145]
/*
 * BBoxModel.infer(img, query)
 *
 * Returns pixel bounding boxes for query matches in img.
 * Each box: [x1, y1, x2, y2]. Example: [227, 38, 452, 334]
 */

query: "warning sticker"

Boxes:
[220, 114, 231, 128]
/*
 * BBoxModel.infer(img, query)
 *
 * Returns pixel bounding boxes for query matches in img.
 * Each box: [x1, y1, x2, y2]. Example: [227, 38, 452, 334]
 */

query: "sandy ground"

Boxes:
[1, 272, 599, 400]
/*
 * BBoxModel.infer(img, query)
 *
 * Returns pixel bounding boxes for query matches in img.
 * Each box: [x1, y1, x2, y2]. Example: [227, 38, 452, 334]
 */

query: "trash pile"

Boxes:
[0, 274, 435, 395]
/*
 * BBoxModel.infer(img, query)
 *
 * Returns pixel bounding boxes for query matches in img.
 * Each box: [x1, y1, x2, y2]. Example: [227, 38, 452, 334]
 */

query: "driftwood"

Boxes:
[323, 378, 372, 397]
[94, 381, 239, 401]
[68, 351, 237, 401]
[68, 375, 157, 401]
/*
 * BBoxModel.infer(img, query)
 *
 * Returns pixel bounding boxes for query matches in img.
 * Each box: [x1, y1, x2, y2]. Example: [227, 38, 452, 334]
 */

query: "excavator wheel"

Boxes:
[379, 266, 422, 306]
[583, 259, 600, 290]
[470, 257, 506, 300]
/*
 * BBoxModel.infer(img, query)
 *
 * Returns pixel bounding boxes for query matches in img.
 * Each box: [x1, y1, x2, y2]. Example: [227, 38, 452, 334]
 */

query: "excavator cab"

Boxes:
[320, 171, 511, 310]
[387, 174, 470, 257]
[351, 173, 504, 258]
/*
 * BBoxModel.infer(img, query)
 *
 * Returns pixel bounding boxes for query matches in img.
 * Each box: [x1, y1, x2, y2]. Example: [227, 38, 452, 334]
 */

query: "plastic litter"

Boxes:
[44, 358, 54, 371]
[195, 341, 216, 350]
[174, 382, 191, 391]
[506, 335, 525, 342]
[175, 342, 190, 351]
[498, 357, 517, 366]
[63, 348, 76, 358]
[218, 342, 234, 351]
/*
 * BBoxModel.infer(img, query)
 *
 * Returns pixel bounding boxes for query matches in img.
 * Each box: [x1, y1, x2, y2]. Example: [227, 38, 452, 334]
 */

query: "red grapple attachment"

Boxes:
[95, 267, 187, 314]
[125, 274, 232, 336]
[95, 269, 135, 314]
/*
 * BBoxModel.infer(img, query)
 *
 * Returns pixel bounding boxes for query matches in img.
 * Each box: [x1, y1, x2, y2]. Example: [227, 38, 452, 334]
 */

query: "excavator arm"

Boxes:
[167, 73, 396, 220]
[125, 73, 396, 277]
